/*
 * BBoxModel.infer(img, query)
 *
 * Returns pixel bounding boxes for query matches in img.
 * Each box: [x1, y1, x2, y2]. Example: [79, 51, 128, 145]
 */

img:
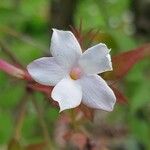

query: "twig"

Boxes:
[31, 95, 54, 150]
[0, 26, 47, 52]
[0, 39, 22, 67]
[0, 59, 25, 79]
[13, 91, 28, 140]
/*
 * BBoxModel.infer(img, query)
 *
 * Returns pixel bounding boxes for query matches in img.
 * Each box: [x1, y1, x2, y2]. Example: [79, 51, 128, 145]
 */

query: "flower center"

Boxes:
[70, 67, 82, 80]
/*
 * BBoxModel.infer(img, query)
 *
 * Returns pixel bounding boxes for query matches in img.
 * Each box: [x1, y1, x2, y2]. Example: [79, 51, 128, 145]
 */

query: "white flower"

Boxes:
[27, 29, 116, 112]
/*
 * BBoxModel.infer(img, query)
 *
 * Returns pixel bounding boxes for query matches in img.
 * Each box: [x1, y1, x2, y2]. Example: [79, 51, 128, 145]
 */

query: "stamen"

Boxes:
[70, 67, 82, 80]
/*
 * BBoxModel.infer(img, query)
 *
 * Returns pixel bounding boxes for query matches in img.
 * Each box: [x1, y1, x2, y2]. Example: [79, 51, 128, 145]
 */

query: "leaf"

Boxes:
[0, 113, 13, 144]
[102, 44, 150, 81]
[111, 85, 128, 104]
[129, 118, 150, 149]
[0, 84, 24, 108]
[130, 82, 150, 113]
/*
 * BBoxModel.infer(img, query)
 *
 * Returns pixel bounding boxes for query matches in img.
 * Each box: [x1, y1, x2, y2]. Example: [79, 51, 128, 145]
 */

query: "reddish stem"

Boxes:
[27, 83, 53, 95]
[0, 59, 25, 79]
[0, 59, 32, 81]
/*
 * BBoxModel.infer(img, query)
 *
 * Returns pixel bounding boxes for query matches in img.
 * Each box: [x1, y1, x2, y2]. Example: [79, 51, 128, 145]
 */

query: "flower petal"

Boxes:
[50, 29, 82, 71]
[27, 57, 66, 86]
[51, 77, 82, 112]
[79, 75, 116, 111]
[79, 43, 112, 74]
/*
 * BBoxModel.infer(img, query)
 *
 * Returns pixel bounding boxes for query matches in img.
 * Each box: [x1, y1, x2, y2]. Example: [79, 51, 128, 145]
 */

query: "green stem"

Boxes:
[70, 109, 78, 131]
[31, 95, 55, 150]
[13, 92, 28, 140]
[0, 39, 22, 67]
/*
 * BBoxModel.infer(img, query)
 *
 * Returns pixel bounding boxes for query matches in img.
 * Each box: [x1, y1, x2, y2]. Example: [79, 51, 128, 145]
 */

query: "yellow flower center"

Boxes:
[70, 67, 82, 80]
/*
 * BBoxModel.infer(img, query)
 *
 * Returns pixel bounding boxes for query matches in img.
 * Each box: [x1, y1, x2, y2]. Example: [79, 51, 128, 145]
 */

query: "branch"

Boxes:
[0, 26, 47, 52]
[31, 95, 55, 149]
[0, 39, 22, 66]
[0, 59, 25, 79]
[13, 91, 29, 140]
[0, 59, 53, 96]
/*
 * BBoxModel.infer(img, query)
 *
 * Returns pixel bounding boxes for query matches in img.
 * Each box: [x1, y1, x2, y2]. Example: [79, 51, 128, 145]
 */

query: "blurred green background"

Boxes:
[0, 0, 150, 149]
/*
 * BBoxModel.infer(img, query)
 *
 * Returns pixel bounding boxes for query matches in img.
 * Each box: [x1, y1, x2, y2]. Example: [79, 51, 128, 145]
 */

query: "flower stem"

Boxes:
[0, 59, 25, 79]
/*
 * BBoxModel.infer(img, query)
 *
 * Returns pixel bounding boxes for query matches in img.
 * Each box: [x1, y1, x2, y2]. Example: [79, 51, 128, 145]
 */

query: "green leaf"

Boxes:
[130, 82, 150, 113]
[0, 112, 13, 144]
[0, 84, 24, 109]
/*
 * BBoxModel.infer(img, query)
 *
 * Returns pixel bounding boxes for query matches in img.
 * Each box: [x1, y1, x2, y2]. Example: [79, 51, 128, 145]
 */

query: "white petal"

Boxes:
[79, 43, 112, 74]
[52, 77, 82, 112]
[79, 75, 116, 111]
[27, 57, 66, 86]
[50, 29, 82, 71]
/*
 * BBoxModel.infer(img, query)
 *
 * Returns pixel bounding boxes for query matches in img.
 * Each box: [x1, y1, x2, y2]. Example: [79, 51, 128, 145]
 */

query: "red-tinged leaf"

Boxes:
[102, 44, 150, 81]
[70, 25, 83, 48]
[111, 85, 128, 104]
